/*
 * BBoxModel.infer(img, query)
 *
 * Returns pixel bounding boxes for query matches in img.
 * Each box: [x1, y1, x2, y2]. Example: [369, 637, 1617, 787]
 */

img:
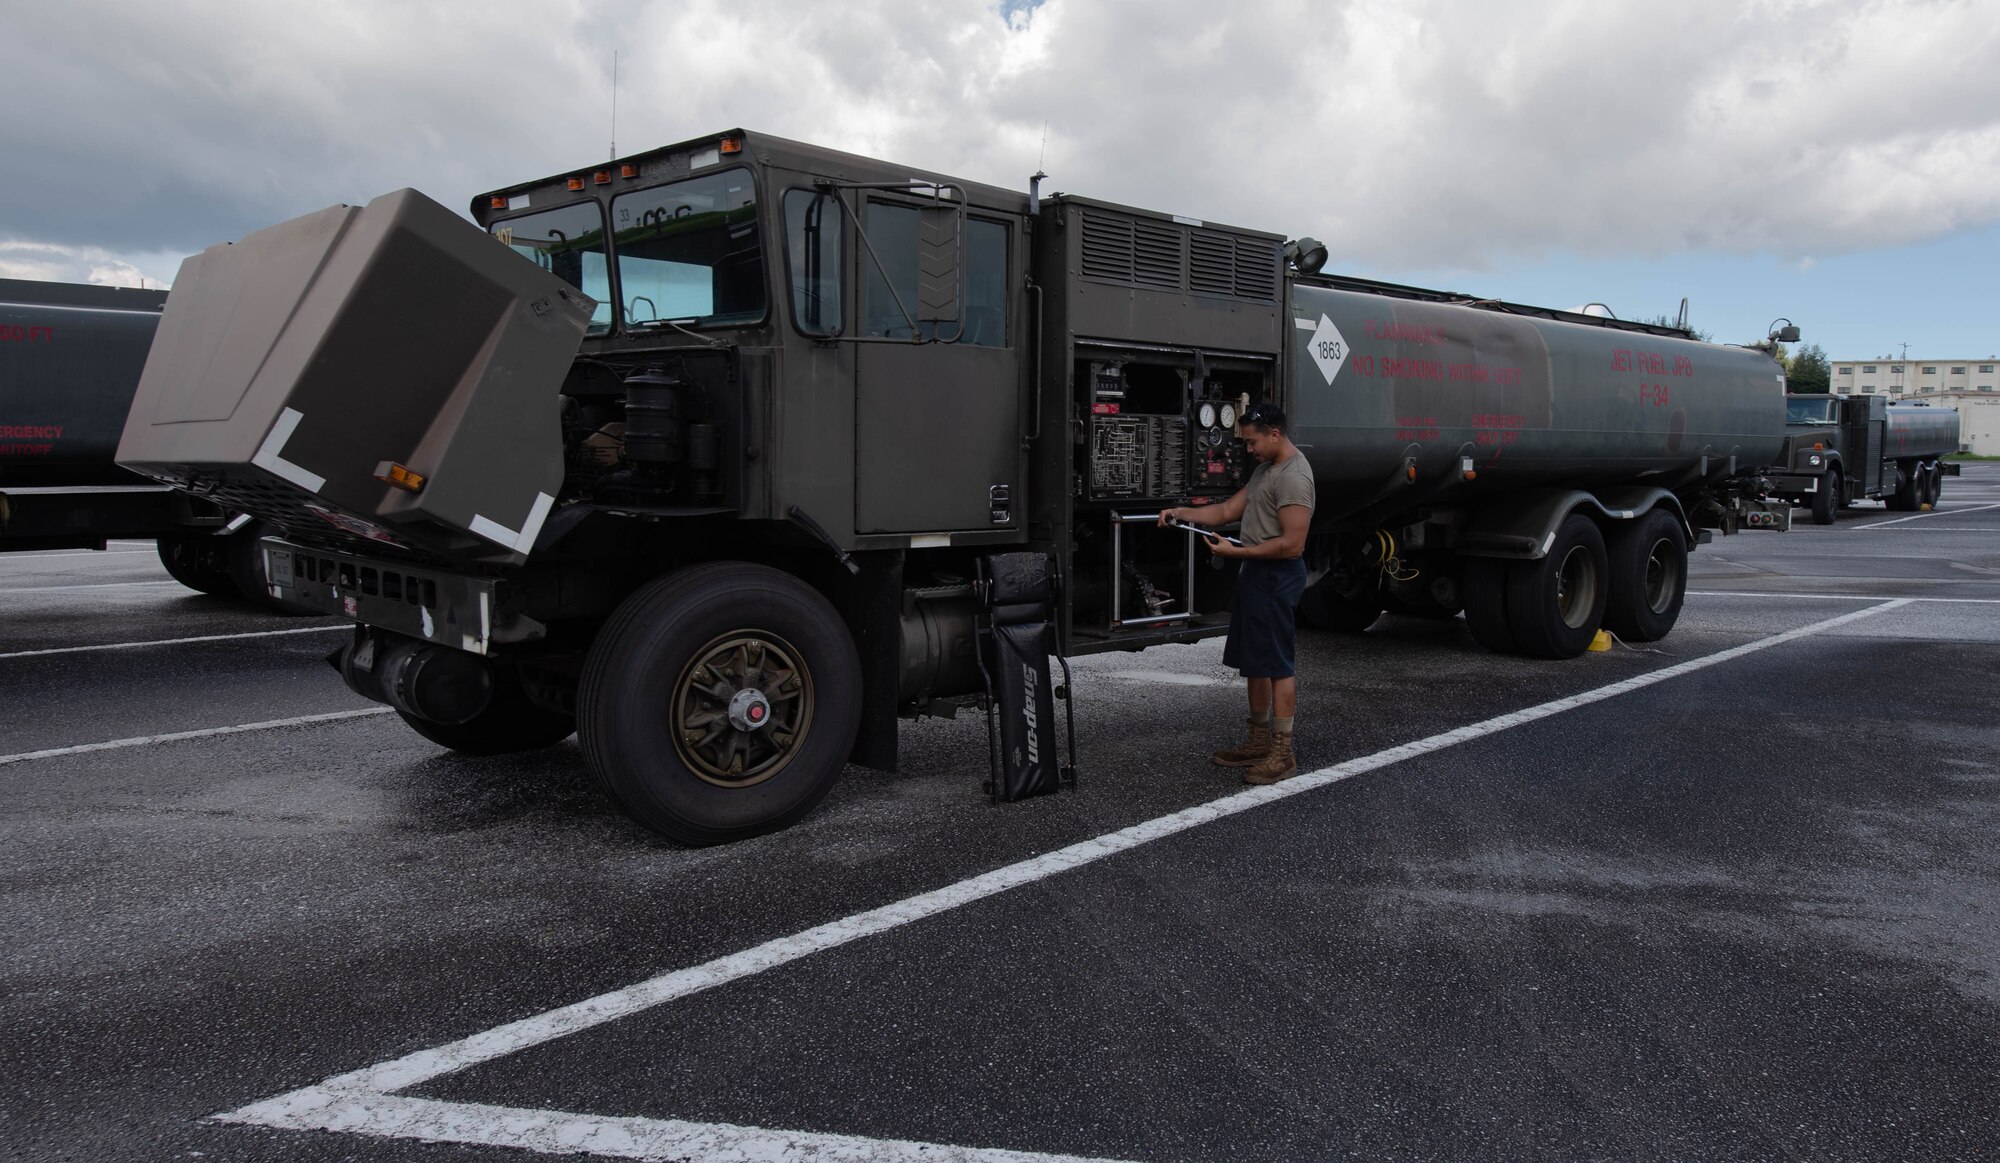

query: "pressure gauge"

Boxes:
[1219, 403, 1237, 429]
[1208, 426, 1225, 448]
[1197, 402, 1217, 428]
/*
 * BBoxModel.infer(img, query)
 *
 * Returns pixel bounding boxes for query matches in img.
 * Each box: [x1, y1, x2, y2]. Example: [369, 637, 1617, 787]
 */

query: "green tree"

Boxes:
[1786, 343, 1831, 393]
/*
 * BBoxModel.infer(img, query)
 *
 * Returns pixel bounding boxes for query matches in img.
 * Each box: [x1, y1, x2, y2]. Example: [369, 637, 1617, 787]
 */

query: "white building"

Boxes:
[1828, 357, 1997, 454]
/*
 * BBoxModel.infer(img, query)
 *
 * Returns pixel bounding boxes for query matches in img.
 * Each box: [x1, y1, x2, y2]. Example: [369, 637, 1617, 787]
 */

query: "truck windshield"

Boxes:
[489, 202, 613, 334]
[1786, 397, 1836, 424]
[611, 169, 765, 329]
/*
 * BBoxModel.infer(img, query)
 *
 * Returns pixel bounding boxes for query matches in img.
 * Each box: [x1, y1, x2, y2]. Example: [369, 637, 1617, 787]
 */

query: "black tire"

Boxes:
[1460, 557, 1517, 654]
[1602, 509, 1687, 643]
[398, 668, 576, 756]
[1887, 462, 1919, 511]
[577, 562, 862, 846]
[225, 522, 320, 615]
[1504, 513, 1609, 659]
[157, 533, 235, 597]
[1809, 469, 1839, 525]
[1296, 575, 1382, 633]
[1921, 463, 1941, 508]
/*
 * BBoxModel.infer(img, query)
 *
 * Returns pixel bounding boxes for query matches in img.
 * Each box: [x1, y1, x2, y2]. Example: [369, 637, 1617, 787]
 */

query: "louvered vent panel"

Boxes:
[1233, 237, 1279, 300]
[1189, 232, 1236, 296]
[1132, 220, 1184, 288]
[1080, 210, 1136, 282]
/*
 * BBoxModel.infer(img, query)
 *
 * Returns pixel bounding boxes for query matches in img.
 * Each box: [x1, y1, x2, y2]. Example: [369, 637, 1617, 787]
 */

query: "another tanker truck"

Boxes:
[1768, 394, 1961, 523]
[116, 130, 1795, 844]
[0, 277, 292, 606]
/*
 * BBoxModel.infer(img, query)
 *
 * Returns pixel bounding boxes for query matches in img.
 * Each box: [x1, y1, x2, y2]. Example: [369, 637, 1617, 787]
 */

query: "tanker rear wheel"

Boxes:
[1503, 514, 1608, 659]
[1921, 463, 1942, 507]
[1602, 510, 1687, 643]
[577, 562, 861, 846]
[1460, 558, 1517, 654]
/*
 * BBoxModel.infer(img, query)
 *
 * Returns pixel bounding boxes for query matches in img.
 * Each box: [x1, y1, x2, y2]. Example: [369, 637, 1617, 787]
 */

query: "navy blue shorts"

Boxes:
[1222, 558, 1309, 678]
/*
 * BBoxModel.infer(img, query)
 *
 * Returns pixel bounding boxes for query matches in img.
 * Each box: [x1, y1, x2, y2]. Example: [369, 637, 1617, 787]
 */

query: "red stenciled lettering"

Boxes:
[0, 424, 63, 439]
[1639, 383, 1671, 407]
[1393, 415, 1440, 441]
[1611, 348, 1633, 372]
[1363, 319, 1444, 346]
[1672, 355, 1694, 377]
[0, 325, 55, 342]
[0, 443, 56, 455]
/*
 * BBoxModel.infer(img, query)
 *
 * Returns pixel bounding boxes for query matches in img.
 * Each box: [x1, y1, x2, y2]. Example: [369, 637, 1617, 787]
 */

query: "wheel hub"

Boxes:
[727, 688, 774, 732]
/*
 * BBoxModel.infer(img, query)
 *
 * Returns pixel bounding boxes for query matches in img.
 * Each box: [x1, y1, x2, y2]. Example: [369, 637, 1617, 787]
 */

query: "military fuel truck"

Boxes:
[0, 277, 291, 604]
[117, 130, 1795, 844]
[1769, 394, 1961, 523]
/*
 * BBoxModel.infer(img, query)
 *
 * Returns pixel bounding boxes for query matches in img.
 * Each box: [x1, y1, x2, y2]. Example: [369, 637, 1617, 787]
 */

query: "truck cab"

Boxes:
[1770, 393, 1956, 522]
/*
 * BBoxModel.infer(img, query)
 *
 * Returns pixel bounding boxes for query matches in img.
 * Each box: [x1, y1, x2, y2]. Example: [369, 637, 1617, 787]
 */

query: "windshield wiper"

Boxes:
[632, 317, 730, 348]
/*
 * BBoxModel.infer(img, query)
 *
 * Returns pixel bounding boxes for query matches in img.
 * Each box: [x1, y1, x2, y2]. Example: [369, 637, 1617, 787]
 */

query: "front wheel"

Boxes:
[577, 562, 862, 846]
[1503, 514, 1609, 659]
[1809, 469, 1839, 525]
[1602, 510, 1687, 643]
[157, 534, 235, 596]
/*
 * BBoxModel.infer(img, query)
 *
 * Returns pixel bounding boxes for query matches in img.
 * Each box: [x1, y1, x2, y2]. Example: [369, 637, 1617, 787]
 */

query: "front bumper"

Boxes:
[261, 538, 544, 655]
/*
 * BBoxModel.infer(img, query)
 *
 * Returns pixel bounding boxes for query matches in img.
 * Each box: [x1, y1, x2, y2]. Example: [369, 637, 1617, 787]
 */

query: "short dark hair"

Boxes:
[1242, 401, 1287, 432]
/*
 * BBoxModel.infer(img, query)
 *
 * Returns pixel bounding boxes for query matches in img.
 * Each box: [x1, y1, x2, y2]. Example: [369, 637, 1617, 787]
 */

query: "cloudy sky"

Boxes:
[4, 0, 1996, 358]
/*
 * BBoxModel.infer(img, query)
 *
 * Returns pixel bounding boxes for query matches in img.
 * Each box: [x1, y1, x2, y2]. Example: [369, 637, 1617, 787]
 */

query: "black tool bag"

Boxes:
[975, 552, 1078, 803]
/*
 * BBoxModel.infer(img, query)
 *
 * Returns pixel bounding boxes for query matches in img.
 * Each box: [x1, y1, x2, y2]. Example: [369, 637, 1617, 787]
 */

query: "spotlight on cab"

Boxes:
[1284, 236, 1329, 275]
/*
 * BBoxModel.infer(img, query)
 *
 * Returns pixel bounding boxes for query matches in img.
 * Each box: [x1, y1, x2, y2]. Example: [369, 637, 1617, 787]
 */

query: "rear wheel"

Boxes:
[1809, 469, 1839, 525]
[577, 562, 862, 846]
[1921, 462, 1942, 508]
[1503, 514, 1608, 659]
[225, 521, 320, 615]
[1460, 557, 1517, 654]
[1602, 510, 1687, 643]
[1888, 462, 1920, 511]
[399, 667, 576, 755]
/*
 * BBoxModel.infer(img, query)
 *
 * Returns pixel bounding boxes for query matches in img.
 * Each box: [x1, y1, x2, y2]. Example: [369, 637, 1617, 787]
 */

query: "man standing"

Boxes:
[1160, 402, 1316, 784]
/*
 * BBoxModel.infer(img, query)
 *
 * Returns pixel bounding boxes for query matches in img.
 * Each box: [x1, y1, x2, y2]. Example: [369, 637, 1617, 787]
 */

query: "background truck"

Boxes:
[1769, 395, 1961, 524]
[117, 130, 1794, 844]
[0, 277, 291, 606]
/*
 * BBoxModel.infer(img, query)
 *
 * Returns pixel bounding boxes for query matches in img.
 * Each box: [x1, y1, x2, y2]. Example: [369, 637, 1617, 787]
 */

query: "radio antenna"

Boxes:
[1038, 121, 1048, 170]
[609, 51, 619, 160]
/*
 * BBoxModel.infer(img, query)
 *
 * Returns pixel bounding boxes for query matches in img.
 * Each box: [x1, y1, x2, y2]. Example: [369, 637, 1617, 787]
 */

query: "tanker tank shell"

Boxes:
[1286, 283, 1787, 520]
[1884, 404, 1959, 459]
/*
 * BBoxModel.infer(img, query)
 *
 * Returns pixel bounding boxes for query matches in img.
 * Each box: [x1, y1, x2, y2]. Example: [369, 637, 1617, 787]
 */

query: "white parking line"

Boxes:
[1691, 590, 2000, 604]
[1853, 502, 2000, 529]
[0, 580, 182, 594]
[0, 625, 345, 661]
[0, 707, 393, 767]
[216, 599, 1911, 1162]
[0, 548, 157, 560]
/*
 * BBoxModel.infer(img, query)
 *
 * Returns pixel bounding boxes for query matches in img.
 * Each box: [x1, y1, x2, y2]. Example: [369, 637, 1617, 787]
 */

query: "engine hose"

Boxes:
[1374, 530, 1421, 582]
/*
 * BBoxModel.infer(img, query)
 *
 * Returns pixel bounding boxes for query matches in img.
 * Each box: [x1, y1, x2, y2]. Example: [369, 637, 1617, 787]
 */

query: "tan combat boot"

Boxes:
[1210, 719, 1272, 767]
[1241, 729, 1298, 784]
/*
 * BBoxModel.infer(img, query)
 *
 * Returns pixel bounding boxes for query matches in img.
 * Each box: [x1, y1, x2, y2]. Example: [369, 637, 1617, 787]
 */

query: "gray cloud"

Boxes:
[4, 0, 1997, 283]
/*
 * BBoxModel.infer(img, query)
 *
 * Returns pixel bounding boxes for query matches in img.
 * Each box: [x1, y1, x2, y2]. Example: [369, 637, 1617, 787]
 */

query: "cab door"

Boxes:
[852, 195, 1023, 534]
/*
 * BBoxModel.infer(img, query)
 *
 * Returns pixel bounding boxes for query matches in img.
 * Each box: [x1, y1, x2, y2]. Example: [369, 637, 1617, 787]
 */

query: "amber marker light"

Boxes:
[719, 135, 744, 154]
[566, 176, 586, 191]
[373, 461, 427, 493]
[620, 163, 640, 179]
[593, 170, 612, 185]
[489, 196, 508, 209]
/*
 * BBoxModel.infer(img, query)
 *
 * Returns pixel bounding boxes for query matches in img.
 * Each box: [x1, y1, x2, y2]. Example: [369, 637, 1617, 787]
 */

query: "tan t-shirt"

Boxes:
[1239, 452, 1315, 549]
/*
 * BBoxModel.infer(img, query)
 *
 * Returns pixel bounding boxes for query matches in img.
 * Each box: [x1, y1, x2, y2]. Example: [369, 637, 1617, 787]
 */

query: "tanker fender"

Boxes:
[1453, 487, 1685, 561]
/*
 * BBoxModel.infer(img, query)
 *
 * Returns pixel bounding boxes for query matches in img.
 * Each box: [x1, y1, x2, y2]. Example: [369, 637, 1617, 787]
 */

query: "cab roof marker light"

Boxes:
[619, 163, 639, 179]
[719, 135, 744, 154]
[593, 171, 612, 185]
[566, 176, 586, 191]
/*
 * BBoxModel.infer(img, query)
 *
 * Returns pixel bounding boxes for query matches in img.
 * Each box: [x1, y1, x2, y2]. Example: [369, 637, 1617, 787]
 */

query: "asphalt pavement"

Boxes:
[4, 470, 1998, 1162]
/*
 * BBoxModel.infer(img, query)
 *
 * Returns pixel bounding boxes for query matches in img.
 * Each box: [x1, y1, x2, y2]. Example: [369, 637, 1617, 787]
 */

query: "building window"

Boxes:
[1923, 366, 1937, 374]
[1951, 366, 1967, 374]
[1863, 365, 1877, 372]
[1891, 364, 1904, 373]
[1981, 364, 1994, 373]
[1838, 367, 1852, 375]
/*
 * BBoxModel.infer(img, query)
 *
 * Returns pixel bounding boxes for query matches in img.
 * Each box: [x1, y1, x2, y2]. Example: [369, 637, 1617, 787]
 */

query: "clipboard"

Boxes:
[1161, 514, 1243, 547]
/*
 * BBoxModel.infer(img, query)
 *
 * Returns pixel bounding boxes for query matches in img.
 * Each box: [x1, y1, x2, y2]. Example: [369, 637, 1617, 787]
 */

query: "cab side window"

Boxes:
[861, 203, 1009, 347]
[783, 189, 842, 336]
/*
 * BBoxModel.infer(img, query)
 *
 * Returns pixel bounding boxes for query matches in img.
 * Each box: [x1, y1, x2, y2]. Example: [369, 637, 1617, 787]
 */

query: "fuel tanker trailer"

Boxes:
[1281, 275, 1793, 655]
[0, 277, 288, 605]
[114, 130, 1797, 844]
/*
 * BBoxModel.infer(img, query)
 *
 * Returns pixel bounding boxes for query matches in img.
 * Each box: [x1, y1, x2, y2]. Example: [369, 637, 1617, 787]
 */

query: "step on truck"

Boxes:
[1770, 394, 1961, 524]
[0, 277, 296, 607]
[117, 130, 1797, 844]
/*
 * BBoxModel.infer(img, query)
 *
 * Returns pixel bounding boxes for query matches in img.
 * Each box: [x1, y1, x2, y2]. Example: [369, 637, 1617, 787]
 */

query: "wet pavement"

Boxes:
[4, 469, 1998, 1161]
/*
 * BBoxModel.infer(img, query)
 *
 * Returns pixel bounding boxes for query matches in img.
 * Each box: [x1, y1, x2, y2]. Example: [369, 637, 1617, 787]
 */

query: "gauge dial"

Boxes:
[1219, 403, 1237, 428]
[1208, 427, 1225, 448]
[1197, 402, 1216, 428]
